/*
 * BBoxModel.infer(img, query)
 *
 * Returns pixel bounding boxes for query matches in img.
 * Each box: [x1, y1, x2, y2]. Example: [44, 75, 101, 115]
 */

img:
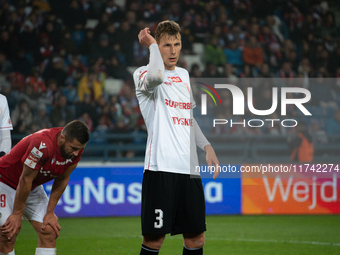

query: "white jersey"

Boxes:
[0, 94, 13, 131]
[134, 66, 200, 175]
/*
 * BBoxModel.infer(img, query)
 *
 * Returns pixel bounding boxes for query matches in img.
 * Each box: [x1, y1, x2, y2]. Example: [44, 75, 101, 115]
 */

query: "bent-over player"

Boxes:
[133, 20, 219, 255]
[0, 120, 90, 255]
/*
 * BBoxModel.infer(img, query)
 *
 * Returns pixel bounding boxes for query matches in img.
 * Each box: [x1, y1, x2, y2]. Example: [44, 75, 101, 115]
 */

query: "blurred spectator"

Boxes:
[279, 62, 296, 78]
[11, 100, 33, 134]
[242, 36, 264, 68]
[297, 58, 313, 78]
[0, 30, 16, 59]
[100, 0, 124, 22]
[11, 48, 33, 77]
[45, 78, 61, 107]
[63, 0, 86, 29]
[78, 112, 94, 132]
[32, 103, 52, 130]
[43, 56, 68, 86]
[19, 20, 39, 56]
[67, 56, 87, 78]
[19, 84, 40, 110]
[8, 71, 25, 91]
[105, 22, 118, 45]
[76, 93, 96, 121]
[91, 33, 113, 60]
[116, 21, 136, 65]
[239, 64, 253, 78]
[77, 71, 103, 102]
[0, 52, 13, 74]
[320, 12, 337, 39]
[326, 110, 340, 135]
[288, 122, 314, 163]
[109, 94, 122, 124]
[258, 63, 273, 78]
[190, 64, 202, 78]
[202, 63, 221, 78]
[224, 41, 243, 67]
[50, 95, 74, 127]
[226, 24, 246, 47]
[106, 56, 133, 83]
[25, 67, 46, 94]
[222, 63, 238, 81]
[39, 33, 54, 60]
[61, 79, 79, 105]
[79, 29, 96, 55]
[71, 23, 85, 47]
[309, 72, 337, 108]
[60, 29, 78, 55]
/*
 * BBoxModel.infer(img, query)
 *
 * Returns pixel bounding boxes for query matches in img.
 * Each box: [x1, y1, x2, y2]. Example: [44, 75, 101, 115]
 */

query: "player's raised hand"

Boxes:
[41, 212, 61, 237]
[138, 28, 157, 48]
[1, 214, 22, 239]
[205, 145, 220, 180]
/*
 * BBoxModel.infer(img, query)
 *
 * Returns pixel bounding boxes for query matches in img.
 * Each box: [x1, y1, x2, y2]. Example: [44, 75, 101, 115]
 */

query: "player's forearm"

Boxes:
[146, 43, 165, 90]
[46, 176, 69, 213]
[194, 119, 210, 150]
[12, 177, 33, 216]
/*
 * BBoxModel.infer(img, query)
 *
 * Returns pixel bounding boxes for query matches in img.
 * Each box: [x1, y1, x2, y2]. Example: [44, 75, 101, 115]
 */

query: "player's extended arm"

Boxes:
[1, 165, 39, 239]
[194, 119, 220, 179]
[138, 28, 164, 90]
[41, 163, 77, 237]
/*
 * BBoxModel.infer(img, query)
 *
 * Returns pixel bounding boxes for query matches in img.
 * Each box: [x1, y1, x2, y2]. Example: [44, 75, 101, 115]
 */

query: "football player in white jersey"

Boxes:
[0, 94, 13, 157]
[133, 20, 219, 255]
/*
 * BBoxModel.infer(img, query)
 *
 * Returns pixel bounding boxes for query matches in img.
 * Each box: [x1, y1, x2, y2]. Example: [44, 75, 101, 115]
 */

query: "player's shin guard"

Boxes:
[183, 246, 203, 255]
[0, 250, 15, 255]
[140, 244, 159, 254]
[35, 248, 56, 255]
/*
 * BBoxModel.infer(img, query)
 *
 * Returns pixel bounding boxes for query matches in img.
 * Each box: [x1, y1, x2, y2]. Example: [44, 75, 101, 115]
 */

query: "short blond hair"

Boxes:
[155, 20, 181, 43]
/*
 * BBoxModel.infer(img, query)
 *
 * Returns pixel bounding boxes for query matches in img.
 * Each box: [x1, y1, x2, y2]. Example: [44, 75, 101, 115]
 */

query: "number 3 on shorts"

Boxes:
[154, 209, 163, 229]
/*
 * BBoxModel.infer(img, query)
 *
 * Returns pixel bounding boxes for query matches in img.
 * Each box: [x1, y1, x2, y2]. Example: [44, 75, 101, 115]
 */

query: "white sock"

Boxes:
[35, 248, 56, 255]
[0, 250, 15, 255]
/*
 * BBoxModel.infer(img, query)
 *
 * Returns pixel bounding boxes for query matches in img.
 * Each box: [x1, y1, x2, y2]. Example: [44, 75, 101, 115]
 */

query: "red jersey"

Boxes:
[0, 128, 84, 190]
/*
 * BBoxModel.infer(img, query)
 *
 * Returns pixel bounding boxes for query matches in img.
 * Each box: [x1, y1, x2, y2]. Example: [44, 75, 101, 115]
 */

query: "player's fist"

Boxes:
[138, 28, 157, 48]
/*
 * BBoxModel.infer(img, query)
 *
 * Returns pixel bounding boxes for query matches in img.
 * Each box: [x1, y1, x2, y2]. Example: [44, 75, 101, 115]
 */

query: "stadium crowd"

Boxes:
[0, 0, 339, 145]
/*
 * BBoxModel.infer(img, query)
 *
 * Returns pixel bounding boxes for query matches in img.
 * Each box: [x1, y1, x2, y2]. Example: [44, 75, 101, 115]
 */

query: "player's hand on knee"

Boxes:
[138, 28, 157, 48]
[1, 214, 22, 239]
[41, 212, 61, 238]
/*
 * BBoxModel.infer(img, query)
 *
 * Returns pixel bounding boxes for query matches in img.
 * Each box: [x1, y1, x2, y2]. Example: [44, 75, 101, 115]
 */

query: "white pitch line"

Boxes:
[76, 234, 340, 247]
[205, 237, 340, 246]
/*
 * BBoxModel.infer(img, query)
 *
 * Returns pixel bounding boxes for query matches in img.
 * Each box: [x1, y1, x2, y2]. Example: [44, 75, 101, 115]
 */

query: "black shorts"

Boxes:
[141, 170, 206, 236]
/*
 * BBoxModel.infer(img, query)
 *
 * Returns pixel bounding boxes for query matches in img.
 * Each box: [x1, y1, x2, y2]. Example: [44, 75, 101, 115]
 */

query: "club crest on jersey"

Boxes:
[168, 76, 182, 83]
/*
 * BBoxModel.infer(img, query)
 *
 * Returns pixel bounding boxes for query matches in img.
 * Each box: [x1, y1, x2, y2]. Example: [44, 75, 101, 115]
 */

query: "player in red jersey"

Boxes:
[0, 120, 90, 255]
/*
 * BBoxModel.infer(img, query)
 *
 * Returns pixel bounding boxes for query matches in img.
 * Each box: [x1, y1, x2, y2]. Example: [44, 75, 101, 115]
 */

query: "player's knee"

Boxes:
[183, 233, 205, 248]
[37, 224, 57, 243]
[0, 232, 16, 252]
[143, 234, 165, 250]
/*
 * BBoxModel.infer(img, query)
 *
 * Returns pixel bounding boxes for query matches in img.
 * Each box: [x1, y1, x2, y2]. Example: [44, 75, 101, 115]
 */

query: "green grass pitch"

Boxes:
[15, 215, 340, 254]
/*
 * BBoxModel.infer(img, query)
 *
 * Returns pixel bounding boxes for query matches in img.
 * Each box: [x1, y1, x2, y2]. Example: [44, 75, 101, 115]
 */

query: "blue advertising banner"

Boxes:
[43, 164, 241, 217]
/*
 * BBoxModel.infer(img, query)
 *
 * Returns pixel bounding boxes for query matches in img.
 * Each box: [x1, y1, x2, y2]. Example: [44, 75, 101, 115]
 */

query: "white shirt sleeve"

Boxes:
[0, 129, 11, 153]
[135, 43, 164, 93]
[194, 118, 210, 151]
